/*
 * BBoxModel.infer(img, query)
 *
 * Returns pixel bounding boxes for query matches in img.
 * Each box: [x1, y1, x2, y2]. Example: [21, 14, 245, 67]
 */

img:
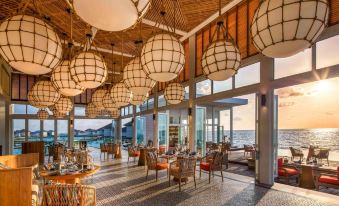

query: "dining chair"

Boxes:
[199, 151, 224, 183]
[100, 143, 108, 159]
[169, 157, 197, 191]
[128, 146, 140, 163]
[145, 151, 169, 181]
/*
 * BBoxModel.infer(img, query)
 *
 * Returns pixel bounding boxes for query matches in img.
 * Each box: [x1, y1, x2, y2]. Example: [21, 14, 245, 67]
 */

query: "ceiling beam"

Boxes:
[179, 0, 243, 42]
[141, 18, 188, 36]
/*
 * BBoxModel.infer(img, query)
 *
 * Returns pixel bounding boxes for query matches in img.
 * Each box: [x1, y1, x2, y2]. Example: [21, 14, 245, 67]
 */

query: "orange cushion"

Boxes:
[156, 163, 168, 170]
[277, 158, 283, 167]
[337, 166, 339, 176]
[134, 151, 140, 156]
[319, 175, 339, 185]
[200, 162, 210, 171]
[170, 166, 180, 174]
[278, 168, 299, 176]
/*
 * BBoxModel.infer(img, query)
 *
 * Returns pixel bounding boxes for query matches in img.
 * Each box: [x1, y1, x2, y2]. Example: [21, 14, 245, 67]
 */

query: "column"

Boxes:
[152, 84, 159, 148]
[54, 119, 58, 143]
[68, 107, 74, 148]
[188, 35, 196, 151]
[230, 107, 233, 144]
[256, 55, 275, 187]
[116, 118, 122, 159]
[132, 106, 137, 146]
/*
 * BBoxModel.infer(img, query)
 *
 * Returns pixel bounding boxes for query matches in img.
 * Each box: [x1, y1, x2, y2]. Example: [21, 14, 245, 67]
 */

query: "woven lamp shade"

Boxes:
[51, 60, 85, 96]
[54, 97, 73, 113]
[37, 109, 49, 120]
[28, 90, 42, 108]
[141, 33, 185, 82]
[0, 15, 63, 75]
[130, 93, 148, 106]
[202, 40, 241, 81]
[111, 110, 120, 119]
[251, 0, 329, 58]
[110, 82, 132, 107]
[70, 51, 108, 89]
[73, 0, 150, 32]
[164, 83, 184, 105]
[85, 102, 98, 118]
[91, 88, 107, 110]
[31, 80, 61, 107]
[102, 92, 118, 112]
[50, 106, 66, 118]
[123, 57, 156, 95]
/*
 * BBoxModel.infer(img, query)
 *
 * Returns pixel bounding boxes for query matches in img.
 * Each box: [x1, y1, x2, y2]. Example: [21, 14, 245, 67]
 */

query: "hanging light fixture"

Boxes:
[140, 1, 185, 82]
[103, 93, 118, 112]
[251, 0, 329, 58]
[91, 88, 107, 110]
[72, 0, 150, 31]
[31, 80, 61, 107]
[37, 109, 49, 120]
[53, 110, 66, 119]
[164, 82, 184, 105]
[201, 0, 241, 81]
[28, 90, 42, 108]
[0, 14, 63, 75]
[85, 102, 98, 118]
[54, 96, 73, 114]
[70, 34, 108, 89]
[111, 110, 120, 119]
[130, 93, 149, 106]
[110, 82, 132, 107]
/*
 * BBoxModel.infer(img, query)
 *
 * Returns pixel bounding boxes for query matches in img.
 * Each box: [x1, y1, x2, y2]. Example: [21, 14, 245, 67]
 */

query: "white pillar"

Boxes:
[153, 84, 159, 148]
[132, 106, 137, 146]
[188, 35, 196, 152]
[68, 106, 74, 148]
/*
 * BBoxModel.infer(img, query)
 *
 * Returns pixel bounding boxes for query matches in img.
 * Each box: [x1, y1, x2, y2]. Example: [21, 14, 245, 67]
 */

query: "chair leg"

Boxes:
[194, 175, 197, 189]
[146, 168, 148, 180]
[199, 168, 202, 178]
[128, 156, 129, 163]
[209, 171, 211, 183]
[221, 170, 224, 182]
[156, 170, 158, 181]
[168, 174, 171, 186]
[179, 179, 181, 191]
[167, 168, 169, 177]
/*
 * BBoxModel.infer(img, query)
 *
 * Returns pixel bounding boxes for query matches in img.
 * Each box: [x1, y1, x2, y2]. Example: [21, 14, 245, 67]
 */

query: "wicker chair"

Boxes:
[277, 157, 300, 184]
[220, 142, 231, 154]
[169, 157, 197, 191]
[42, 184, 96, 206]
[289, 147, 304, 161]
[106, 143, 116, 159]
[307, 146, 330, 166]
[145, 151, 169, 181]
[244, 144, 254, 158]
[100, 143, 108, 159]
[200, 152, 224, 183]
[314, 166, 339, 190]
[128, 146, 140, 163]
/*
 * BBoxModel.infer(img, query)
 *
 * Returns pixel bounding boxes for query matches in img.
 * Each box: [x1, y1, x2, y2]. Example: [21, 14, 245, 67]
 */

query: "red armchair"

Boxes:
[199, 152, 224, 183]
[277, 157, 300, 184]
[128, 147, 140, 163]
[314, 166, 339, 190]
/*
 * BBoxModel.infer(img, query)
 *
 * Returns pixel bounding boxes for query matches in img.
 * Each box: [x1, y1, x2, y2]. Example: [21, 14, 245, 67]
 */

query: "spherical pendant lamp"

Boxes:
[0, 15, 63, 75]
[202, 40, 241, 81]
[102, 92, 118, 112]
[164, 83, 184, 105]
[123, 57, 156, 95]
[91, 88, 107, 110]
[70, 51, 108, 89]
[37, 109, 49, 120]
[51, 60, 85, 96]
[28, 90, 42, 108]
[73, 0, 150, 31]
[85, 102, 98, 118]
[251, 0, 329, 58]
[53, 111, 66, 119]
[141, 33, 185, 82]
[110, 82, 132, 107]
[111, 110, 120, 119]
[130, 93, 148, 106]
[54, 97, 73, 114]
[31, 80, 61, 107]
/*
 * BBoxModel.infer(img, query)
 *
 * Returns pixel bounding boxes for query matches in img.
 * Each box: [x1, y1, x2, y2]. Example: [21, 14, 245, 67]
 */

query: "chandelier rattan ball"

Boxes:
[51, 107, 66, 119]
[28, 90, 42, 108]
[141, 33, 185, 82]
[164, 83, 185, 105]
[0, 15, 63, 75]
[85, 102, 98, 118]
[202, 40, 241, 81]
[251, 0, 329, 58]
[51, 60, 85, 96]
[110, 82, 132, 107]
[54, 97, 73, 113]
[70, 51, 108, 89]
[102, 92, 118, 112]
[73, 0, 150, 31]
[37, 109, 49, 120]
[130, 93, 148, 106]
[91, 88, 107, 110]
[123, 57, 156, 95]
[111, 110, 120, 119]
[31, 80, 61, 107]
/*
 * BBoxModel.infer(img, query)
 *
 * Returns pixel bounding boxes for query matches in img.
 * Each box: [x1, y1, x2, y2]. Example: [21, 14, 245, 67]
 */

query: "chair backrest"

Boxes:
[42, 184, 96, 206]
[128, 146, 136, 156]
[337, 166, 339, 176]
[211, 152, 223, 170]
[318, 148, 330, 158]
[244, 144, 253, 152]
[146, 151, 157, 170]
[100, 143, 107, 151]
[290, 147, 303, 156]
[106, 143, 115, 153]
[177, 158, 196, 177]
[220, 143, 231, 153]
[277, 157, 283, 168]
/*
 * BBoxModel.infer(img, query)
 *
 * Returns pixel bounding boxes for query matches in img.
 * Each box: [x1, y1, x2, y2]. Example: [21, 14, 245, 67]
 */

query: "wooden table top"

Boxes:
[284, 162, 337, 172]
[40, 165, 100, 181]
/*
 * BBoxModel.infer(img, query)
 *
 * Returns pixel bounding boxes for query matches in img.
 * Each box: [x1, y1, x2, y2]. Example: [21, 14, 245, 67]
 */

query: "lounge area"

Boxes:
[0, 0, 339, 205]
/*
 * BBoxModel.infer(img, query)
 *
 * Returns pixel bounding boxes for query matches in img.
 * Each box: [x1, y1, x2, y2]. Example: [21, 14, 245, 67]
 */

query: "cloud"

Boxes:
[325, 112, 334, 116]
[276, 87, 305, 98]
[278, 102, 296, 107]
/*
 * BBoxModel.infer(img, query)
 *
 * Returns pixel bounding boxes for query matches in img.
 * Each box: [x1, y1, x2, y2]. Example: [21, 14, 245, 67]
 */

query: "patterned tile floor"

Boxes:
[83, 150, 339, 206]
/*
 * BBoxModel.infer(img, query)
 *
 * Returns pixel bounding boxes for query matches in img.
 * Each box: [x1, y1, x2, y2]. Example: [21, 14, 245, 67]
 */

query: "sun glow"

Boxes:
[314, 80, 331, 92]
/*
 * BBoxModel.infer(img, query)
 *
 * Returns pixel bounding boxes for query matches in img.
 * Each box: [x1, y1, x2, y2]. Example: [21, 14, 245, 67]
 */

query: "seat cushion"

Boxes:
[131, 151, 140, 157]
[277, 157, 283, 167]
[278, 168, 299, 176]
[200, 162, 210, 171]
[170, 166, 180, 174]
[319, 175, 339, 185]
[156, 163, 168, 170]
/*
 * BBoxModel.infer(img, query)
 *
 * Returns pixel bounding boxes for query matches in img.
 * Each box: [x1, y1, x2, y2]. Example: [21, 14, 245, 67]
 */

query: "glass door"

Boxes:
[136, 116, 146, 145]
[196, 107, 206, 155]
[57, 120, 68, 146]
[158, 113, 169, 152]
[28, 119, 41, 141]
[12, 119, 25, 154]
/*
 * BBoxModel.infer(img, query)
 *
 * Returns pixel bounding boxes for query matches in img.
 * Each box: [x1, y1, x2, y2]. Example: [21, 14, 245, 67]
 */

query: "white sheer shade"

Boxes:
[164, 83, 185, 105]
[0, 15, 63, 75]
[251, 0, 329, 58]
[110, 82, 132, 107]
[31, 80, 61, 107]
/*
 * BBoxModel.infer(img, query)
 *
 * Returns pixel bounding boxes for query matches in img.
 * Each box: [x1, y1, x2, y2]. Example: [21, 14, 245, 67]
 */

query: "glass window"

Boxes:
[158, 113, 169, 150]
[220, 110, 231, 142]
[28, 119, 40, 141]
[43, 120, 55, 147]
[148, 98, 154, 110]
[136, 117, 146, 145]
[316, 35, 339, 69]
[195, 107, 206, 155]
[27, 105, 39, 114]
[275, 48, 312, 79]
[121, 108, 125, 116]
[124, 107, 129, 116]
[184, 86, 189, 100]
[57, 120, 68, 146]
[136, 105, 141, 113]
[75, 106, 86, 116]
[121, 117, 133, 143]
[158, 95, 166, 107]
[213, 79, 232, 93]
[129, 105, 133, 115]
[235, 63, 260, 88]
[13, 119, 25, 154]
[196, 80, 212, 97]
[10, 104, 26, 114]
[140, 101, 147, 111]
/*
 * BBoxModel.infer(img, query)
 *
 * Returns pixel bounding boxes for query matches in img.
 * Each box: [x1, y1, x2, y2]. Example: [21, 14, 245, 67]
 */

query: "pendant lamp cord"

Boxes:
[111, 43, 115, 84]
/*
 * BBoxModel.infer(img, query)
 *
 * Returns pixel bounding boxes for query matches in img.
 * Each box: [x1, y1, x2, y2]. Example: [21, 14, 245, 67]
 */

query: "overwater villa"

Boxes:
[0, 0, 339, 205]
